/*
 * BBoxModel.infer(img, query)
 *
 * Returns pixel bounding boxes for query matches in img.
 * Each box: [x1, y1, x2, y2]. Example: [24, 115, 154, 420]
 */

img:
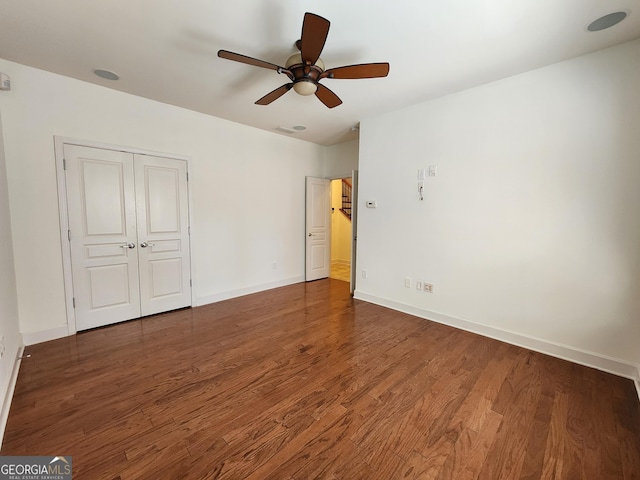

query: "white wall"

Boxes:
[357, 39, 640, 378]
[0, 59, 327, 342]
[323, 139, 359, 178]
[0, 108, 23, 435]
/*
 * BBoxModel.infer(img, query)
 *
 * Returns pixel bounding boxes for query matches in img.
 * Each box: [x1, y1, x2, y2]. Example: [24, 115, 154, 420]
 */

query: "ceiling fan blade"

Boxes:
[255, 84, 293, 105]
[315, 83, 342, 109]
[218, 50, 284, 71]
[321, 63, 390, 80]
[300, 13, 330, 66]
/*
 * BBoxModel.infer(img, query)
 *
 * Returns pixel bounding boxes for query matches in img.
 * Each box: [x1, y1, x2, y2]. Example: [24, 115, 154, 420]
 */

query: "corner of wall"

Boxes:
[21, 326, 70, 347]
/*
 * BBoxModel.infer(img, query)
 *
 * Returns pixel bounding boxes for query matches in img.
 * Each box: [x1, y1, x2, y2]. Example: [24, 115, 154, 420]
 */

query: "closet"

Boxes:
[62, 143, 191, 331]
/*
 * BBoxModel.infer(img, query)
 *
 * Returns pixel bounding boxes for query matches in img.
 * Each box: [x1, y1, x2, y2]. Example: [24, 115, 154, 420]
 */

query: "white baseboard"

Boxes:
[22, 325, 69, 346]
[354, 291, 640, 396]
[1, 345, 24, 448]
[195, 276, 305, 306]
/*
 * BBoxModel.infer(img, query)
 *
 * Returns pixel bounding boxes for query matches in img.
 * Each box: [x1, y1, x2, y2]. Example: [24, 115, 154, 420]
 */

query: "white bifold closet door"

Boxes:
[64, 144, 191, 331]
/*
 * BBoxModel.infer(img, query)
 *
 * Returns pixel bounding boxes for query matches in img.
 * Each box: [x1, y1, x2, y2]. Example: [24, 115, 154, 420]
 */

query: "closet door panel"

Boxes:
[64, 144, 141, 330]
[135, 154, 191, 316]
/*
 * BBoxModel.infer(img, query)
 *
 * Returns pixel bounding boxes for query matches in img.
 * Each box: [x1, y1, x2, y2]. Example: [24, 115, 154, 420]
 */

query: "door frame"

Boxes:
[319, 172, 358, 293]
[349, 170, 358, 295]
[54, 136, 194, 334]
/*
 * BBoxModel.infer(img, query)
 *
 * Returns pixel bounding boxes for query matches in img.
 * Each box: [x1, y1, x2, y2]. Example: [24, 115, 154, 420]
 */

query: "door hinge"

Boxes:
[63, 158, 67, 170]
[68, 229, 71, 241]
[190, 279, 192, 287]
[188, 226, 191, 235]
[72, 297, 76, 308]
[186, 172, 189, 182]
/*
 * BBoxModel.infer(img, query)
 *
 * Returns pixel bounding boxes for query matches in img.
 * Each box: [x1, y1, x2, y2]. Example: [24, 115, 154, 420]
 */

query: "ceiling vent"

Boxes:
[274, 126, 296, 134]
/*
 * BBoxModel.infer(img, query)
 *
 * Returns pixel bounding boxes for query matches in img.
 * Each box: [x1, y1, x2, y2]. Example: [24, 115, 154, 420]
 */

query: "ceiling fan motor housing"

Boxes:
[285, 53, 325, 95]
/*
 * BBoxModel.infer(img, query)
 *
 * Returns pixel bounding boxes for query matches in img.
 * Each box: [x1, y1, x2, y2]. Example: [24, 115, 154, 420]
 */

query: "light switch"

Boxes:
[418, 169, 425, 180]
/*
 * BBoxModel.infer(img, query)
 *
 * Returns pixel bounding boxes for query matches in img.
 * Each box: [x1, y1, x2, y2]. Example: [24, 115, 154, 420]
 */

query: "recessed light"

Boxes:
[93, 69, 119, 81]
[292, 125, 307, 131]
[587, 12, 628, 32]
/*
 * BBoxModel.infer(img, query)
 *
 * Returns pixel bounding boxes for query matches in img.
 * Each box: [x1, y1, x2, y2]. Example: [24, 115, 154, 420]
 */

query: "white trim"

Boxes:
[1, 345, 24, 448]
[186, 161, 195, 313]
[54, 136, 194, 334]
[354, 291, 640, 386]
[54, 136, 190, 161]
[195, 276, 305, 306]
[53, 137, 77, 334]
[22, 325, 70, 346]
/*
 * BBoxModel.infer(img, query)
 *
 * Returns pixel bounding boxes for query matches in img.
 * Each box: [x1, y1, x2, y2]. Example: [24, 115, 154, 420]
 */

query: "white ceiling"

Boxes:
[1, 0, 639, 145]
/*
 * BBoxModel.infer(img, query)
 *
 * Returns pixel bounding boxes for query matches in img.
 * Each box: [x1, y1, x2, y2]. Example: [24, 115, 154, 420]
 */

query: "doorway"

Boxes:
[305, 172, 358, 294]
[329, 177, 352, 283]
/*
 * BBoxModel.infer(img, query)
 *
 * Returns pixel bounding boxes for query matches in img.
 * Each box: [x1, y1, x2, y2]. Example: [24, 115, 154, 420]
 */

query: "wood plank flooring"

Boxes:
[2, 279, 639, 479]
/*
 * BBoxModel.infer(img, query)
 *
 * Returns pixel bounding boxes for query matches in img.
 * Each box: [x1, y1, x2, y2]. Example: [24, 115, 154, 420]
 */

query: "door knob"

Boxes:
[308, 233, 313, 237]
[140, 242, 148, 248]
[121, 243, 136, 249]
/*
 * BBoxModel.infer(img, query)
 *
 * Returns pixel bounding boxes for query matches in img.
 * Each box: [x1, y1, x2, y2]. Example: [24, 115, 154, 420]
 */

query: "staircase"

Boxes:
[340, 179, 352, 220]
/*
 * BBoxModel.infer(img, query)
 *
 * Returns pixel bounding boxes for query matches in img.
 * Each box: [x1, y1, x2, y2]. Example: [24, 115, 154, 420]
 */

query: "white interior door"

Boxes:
[65, 144, 141, 330]
[64, 144, 192, 331]
[306, 176, 331, 281]
[135, 154, 191, 316]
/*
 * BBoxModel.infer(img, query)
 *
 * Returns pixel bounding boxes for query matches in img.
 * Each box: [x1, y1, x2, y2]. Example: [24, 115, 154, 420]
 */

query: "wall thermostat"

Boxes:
[0, 73, 10, 91]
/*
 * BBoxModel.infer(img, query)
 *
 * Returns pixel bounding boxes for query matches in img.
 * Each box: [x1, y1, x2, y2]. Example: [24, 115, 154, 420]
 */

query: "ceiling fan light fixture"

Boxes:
[293, 80, 318, 96]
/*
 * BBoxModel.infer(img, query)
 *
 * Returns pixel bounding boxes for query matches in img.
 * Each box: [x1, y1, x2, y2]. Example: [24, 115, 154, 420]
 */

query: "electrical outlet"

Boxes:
[361, 268, 368, 279]
[404, 277, 411, 288]
[424, 283, 434, 293]
[416, 281, 423, 290]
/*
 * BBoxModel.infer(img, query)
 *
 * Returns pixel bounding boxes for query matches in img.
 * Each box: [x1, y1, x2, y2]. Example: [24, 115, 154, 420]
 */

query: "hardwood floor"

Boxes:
[330, 262, 350, 283]
[2, 279, 639, 479]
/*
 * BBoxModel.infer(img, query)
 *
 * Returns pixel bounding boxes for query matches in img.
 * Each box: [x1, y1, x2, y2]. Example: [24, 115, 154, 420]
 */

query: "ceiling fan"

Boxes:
[217, 12, 390, 108]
